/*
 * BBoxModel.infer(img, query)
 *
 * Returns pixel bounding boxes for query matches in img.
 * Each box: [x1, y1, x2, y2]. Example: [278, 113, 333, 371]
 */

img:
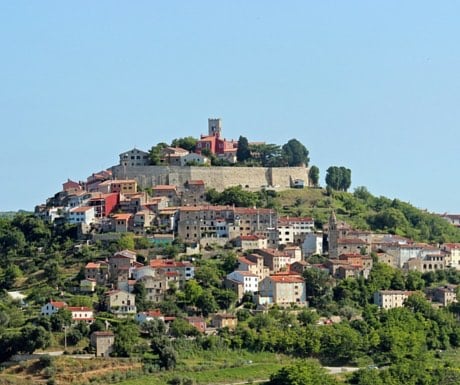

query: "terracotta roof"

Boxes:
[68, 306, 92, 312]
[50, 300, 67, 308]
[338, 238, 368, 245]
[238, 257, 256, 265]
[92, 331, 114, 337]
[85, 262, 100, 269]
[232, 270, 258, 277]
[278, 216, 314, 224]
[188, 180, 205, 185]
[270, 275, 304, 283]
[150, 259, 191, 268]
[240, 235, 261, 241]
[112, 213, 132, 221]
[153, 185, 177, 191]
[70, 206, 93, 213]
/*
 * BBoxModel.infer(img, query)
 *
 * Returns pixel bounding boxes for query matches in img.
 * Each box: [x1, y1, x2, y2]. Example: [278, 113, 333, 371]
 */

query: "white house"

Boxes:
[302, 232, 323, 257]
[180, 153, 209, 166]
[132, 266, 156, 281]
[68, 206, 96, 225]
[135, 310, 165, 324]
[68, 306, 94, 324]
[226, 271, 259, 293]
[41, 300, 67, 316]
[277, 216, 314, 245]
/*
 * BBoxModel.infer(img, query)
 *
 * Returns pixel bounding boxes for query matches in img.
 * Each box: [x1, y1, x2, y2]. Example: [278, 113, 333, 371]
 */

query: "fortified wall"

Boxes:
[111, 165, 310, 192]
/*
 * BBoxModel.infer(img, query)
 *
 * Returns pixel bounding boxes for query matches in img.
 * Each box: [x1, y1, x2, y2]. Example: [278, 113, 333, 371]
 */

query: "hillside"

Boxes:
[273, 187, 460, 243]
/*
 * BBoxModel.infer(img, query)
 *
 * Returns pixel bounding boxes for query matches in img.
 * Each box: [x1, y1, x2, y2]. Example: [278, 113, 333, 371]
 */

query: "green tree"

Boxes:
[151, 336, 177, 370]
[184, 279, 204, 306]
[169, 318, 200, 338]
[249, 143, 283, 166]
[269, 360, 338, 385]
[236, 135, 251, 162]
[149, 142, 168, 165]
[50, 308, 72, 332]
[1, 264, 22, 289]
[112, 321, 140, 357]
[282, 139, 310, 167]
[17, 325, 51, 354]
[196, 290, 219, 316]
[118, 233, 135, 251]
[325, 166, 352, 192]
[308, 165, 320, 187]
[171, 136, 198, 152]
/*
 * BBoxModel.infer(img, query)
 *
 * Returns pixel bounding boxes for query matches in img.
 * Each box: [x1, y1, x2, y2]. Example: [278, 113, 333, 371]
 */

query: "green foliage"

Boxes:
[236, 136, 251, 162]
[118, 233, 135, 251]
[170, 318, 200, 338]
[171, 136, 198, 152]
[206, 185, 277, 208]
[269, 360, 338, 385]
[309, 165, 320, 187]
[50, 308, 72, 331]
[149, 142, 169, 165]
[325, 166, 352, 191]
[281, 138, 310, 167]
[112, 321, 140, 357]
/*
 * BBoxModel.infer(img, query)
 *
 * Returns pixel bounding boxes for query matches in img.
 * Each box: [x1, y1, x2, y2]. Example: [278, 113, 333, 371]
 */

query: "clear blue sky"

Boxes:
[1, 1, 459, 213]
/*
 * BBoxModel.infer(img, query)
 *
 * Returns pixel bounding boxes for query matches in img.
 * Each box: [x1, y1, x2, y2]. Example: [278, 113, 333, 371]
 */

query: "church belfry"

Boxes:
[328, 210, 339, 258]
[208, 118, 222, 137]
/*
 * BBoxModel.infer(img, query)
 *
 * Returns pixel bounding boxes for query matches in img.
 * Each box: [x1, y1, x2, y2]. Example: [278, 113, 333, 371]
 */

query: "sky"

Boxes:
[1, 1, 459, 213]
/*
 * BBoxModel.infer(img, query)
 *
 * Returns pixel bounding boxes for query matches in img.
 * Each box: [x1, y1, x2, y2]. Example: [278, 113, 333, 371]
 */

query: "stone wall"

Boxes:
[111, 165, 309, 192]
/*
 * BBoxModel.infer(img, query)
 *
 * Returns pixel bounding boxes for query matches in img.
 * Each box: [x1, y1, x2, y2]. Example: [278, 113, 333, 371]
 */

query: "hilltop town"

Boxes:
[2, 119, 460, 384]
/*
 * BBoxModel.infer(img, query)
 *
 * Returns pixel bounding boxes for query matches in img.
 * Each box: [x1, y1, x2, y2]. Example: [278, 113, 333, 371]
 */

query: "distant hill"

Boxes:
[0, 210, 32, 218]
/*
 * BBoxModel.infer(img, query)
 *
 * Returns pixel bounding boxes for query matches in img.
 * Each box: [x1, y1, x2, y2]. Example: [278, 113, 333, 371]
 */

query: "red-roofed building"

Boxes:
[63, 179, 83, 193]
[111, 213, 133, 232]
[186, 316, 206, 333]
[181, 180, 207, 206]
[135, 309, 165, 324]
[150, 259, 195, 286]
[68, 206, 96, 225]
[41, 300, 68, 316]
[236, 235, 268, 250]
[68, 306, 94, 324]
[258, 274, 306, 306]
[277, 216, 315, 245]
[85, 261, 109, 285]
[195, 119, 238, 162]
[89, 193, 119, 218]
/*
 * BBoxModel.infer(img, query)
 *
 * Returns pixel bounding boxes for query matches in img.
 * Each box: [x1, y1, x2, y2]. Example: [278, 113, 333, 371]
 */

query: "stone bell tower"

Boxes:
[208, 118, 222, 137]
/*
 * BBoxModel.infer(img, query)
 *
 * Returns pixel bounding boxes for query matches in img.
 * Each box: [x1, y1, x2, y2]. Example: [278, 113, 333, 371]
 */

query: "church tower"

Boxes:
[328, 210, 339, 259]
[208, 118, 222, 137]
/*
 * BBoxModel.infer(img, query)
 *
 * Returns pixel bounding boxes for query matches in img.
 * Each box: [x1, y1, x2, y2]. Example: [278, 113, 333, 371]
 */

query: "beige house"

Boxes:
[441, 243, 460, 270]
[433, 285, 458, 306]
[405, 254, 446, 273]
[258, 274, 306, 306]
[373, 290, 413, 309]
[91, 331, 115, 357]
[105, 290, 136, 315]
[237, 235, 268, 251]
[238, 255, 269, 281]
[211, 314, 238, 330]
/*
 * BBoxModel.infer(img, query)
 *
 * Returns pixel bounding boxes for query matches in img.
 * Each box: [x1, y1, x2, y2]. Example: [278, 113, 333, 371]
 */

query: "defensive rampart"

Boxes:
[111, 165, 309, 191]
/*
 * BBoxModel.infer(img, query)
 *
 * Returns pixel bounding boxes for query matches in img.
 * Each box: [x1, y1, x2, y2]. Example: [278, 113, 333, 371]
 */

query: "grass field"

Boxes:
[118, 351, 292, 385]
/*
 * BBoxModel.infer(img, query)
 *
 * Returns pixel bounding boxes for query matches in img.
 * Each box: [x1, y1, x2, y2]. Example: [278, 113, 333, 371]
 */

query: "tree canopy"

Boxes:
[282, 138, 310, 167]
[325, 166, 352, 191]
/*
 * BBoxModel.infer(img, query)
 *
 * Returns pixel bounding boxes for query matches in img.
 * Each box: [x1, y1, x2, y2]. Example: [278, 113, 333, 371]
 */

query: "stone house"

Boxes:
[105, 290, 136, 315]
[258, 274, 306, 306]
[91, 331, 115, 357]
[211, 314, 238, 330]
